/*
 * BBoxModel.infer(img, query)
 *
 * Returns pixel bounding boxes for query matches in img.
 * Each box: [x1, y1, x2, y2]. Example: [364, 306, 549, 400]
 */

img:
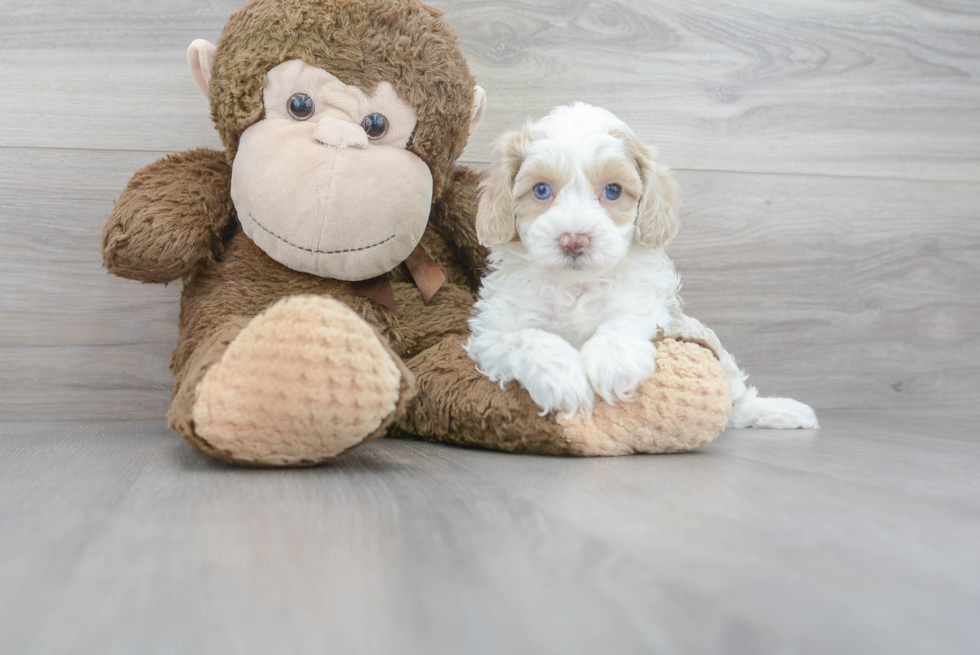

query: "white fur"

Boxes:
[466, 103, 818, 429]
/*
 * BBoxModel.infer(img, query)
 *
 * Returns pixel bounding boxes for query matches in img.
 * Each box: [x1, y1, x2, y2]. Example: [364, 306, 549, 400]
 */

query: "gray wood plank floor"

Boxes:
[2, 2, 979, 653]
[2, 411, 978, 655]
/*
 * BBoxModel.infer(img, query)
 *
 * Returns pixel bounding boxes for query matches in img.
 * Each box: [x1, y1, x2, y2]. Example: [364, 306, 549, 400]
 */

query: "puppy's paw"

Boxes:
[512, 330, 594, 417]
[730, 396, 819, 429]
[581, 334, 658, 405]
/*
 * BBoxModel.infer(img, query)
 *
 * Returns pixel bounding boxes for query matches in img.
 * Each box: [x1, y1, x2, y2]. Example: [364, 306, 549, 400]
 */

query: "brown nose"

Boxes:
[559, 233, 590, 258]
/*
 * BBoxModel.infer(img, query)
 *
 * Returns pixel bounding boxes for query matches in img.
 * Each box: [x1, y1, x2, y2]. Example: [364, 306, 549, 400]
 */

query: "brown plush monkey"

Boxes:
[102, 0, 732, 466]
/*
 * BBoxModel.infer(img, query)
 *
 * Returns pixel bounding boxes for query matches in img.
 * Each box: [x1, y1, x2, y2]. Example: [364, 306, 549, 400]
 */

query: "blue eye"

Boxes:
[533, 183, 552, 200]
[604, 184, 622, 201]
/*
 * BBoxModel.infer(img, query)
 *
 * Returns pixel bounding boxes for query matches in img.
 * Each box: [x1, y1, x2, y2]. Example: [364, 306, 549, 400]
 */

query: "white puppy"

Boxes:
[465, 102, 818, 429]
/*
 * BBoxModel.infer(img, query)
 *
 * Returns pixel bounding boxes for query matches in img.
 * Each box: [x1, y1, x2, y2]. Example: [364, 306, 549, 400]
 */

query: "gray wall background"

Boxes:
[1, 0, 978, 419]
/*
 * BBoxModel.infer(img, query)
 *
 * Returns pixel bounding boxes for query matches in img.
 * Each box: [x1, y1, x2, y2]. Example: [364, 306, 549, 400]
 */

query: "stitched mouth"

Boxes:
[247, 213, 396, 255]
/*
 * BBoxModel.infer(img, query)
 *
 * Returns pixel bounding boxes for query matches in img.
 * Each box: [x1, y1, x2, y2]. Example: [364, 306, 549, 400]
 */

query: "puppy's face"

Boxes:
[477, 103, 679, 274]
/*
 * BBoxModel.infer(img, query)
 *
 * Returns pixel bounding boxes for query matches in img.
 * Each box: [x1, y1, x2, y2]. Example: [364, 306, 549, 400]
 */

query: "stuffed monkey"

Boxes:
[103, 0, 732, 466]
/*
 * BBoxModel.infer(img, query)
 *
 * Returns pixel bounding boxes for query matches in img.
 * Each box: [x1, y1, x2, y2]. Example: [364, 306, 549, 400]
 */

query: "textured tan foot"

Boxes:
[191, 295, 412, 466]
[557, 338, 733, 455]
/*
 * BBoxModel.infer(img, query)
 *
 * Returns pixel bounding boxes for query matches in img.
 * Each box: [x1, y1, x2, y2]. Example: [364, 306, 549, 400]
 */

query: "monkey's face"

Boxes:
[230, 60, 433, 281]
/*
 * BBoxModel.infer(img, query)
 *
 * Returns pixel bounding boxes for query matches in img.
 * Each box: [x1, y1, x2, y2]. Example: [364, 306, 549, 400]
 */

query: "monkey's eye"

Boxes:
[604, 184, 623, 201]
[533, 183, 552, 200]
[360, 113, 389, 139]
[287, 93, 315, 121]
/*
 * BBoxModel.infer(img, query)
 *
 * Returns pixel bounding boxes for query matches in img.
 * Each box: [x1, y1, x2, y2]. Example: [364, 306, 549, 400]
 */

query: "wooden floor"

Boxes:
[2, 1, 979, 653]
[2, 411, 978, 655]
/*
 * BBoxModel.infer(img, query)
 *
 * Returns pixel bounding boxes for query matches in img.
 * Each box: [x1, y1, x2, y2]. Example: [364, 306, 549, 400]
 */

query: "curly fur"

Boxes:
[468, 103, 819, 429]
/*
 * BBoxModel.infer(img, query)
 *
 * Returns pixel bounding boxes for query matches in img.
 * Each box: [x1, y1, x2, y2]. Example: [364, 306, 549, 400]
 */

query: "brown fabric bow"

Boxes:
[351, 243, 446, 311]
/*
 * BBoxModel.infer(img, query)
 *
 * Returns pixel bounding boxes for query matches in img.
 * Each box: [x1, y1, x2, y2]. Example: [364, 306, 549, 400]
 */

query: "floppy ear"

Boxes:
[616, 130, 680, 250]
[476, 127, 529, 246]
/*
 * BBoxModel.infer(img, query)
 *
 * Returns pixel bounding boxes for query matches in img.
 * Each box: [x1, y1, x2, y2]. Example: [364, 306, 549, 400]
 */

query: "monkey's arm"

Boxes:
[102, 148, 235, 284]
[428, 165, 488, 291]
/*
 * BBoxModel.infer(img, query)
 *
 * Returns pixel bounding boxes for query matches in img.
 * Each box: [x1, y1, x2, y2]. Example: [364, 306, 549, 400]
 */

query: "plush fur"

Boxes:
[103, 149, 235, 283]
[468, 103, 818, 429]
[103, 0, 736, 465]
[209, 0, 475, 198]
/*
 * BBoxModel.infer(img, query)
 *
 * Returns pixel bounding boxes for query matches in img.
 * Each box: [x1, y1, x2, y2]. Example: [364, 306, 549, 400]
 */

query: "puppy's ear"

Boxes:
[615, 129, 680, 250]
[476, 127, 529, 246]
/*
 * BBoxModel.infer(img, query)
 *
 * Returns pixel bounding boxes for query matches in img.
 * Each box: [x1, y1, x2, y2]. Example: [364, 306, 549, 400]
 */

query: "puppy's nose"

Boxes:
[559, 233, 590, 258]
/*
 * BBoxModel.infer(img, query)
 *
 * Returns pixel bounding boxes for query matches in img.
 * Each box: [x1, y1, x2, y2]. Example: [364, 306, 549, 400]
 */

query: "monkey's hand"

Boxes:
[102, 148, 235, 283]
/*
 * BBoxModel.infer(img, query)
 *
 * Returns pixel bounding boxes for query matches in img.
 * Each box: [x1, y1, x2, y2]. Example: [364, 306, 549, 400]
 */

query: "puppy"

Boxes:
[465, 102, 818, 429]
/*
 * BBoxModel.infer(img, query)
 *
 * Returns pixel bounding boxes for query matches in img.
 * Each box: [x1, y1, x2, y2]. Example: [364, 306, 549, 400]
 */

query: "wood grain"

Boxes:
[0, 1, 978, 180]
[1, 412, 978, 654]
[0, 147, 179, 420]
[672, 170, 980, 408]
[2, 3, 978, 652]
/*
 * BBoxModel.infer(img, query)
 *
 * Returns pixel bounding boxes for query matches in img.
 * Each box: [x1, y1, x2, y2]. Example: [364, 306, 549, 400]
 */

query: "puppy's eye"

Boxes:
[604, 184, 622, 201]
[533, 183, 552, 200]
[361, 113, 389, 139]
[287, 93, 315, 121]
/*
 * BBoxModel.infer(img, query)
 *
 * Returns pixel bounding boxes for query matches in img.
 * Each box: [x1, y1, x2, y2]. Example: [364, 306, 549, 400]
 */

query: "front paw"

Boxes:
[511, 331, 594, 417]
[581, 334, 658, 405]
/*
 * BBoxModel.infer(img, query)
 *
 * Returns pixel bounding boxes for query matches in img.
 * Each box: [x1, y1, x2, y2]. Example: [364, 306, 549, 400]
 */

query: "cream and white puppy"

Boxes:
[465, 102, 818, 429]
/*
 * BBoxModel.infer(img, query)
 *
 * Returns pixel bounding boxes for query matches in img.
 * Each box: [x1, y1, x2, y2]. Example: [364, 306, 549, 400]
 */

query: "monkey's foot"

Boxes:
[556, 339, 732, 455]
[400, 336, 731, 457]
[190, 295, 414, 466]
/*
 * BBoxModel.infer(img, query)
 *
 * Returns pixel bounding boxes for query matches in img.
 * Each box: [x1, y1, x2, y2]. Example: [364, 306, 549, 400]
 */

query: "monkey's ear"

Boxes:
[187, 39, 217, 98]
[469, 86, 487, 135]
[476, 127, 528, 246]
